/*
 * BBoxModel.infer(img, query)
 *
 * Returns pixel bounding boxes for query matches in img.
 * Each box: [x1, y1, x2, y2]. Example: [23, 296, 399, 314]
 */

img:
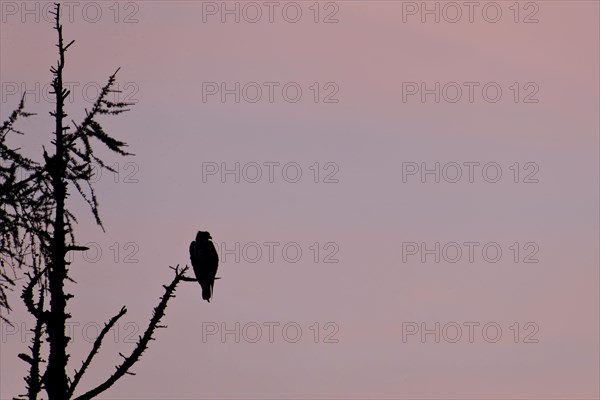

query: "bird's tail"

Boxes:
[202, 286, 212, 302]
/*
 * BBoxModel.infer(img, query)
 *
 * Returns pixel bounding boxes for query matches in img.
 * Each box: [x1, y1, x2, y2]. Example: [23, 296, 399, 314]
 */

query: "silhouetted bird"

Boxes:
[189, 231, 219, 302]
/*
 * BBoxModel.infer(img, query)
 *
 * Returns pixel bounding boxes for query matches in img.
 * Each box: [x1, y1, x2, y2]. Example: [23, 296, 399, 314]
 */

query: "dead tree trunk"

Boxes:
[43, 6, 71, 398]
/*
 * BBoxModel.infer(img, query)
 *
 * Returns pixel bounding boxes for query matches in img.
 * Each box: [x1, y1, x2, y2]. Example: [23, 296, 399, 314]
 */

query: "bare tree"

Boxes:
[1, 4, 194, 399]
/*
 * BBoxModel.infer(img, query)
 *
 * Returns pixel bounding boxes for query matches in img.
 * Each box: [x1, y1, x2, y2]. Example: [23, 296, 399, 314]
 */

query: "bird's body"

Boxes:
[189, 231, 219, 302]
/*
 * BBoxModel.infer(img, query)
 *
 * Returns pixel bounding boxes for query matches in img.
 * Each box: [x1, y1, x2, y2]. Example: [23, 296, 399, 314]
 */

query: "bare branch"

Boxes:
[73, 267, 188, 400]
[21, 268, 48, 320]
[67, 306, 127, 399]
[23, 286, 45, 400]
[65, 246, 89, 253]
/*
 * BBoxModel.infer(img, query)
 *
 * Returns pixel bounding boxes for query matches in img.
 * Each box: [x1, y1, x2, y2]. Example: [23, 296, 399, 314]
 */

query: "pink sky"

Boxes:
[1, 1, 598, 399]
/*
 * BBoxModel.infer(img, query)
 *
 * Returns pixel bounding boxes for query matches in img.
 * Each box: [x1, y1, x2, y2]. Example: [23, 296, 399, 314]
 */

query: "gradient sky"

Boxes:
[0, 1, 599, 399]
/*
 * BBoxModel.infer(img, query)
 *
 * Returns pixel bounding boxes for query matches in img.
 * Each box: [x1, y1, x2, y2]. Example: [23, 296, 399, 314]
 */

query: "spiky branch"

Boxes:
[73, 266, 190, 400]
[0, 95, 46, 324]
[67, 306, 128, 399]
[18, 286, 46, 400]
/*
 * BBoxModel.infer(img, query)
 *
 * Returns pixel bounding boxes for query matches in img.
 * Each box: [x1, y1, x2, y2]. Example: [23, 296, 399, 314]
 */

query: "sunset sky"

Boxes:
[0, 1, 598, 399]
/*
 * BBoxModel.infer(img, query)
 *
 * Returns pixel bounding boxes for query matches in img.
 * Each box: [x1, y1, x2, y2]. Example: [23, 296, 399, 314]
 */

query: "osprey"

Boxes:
[189, 231, 219, 302]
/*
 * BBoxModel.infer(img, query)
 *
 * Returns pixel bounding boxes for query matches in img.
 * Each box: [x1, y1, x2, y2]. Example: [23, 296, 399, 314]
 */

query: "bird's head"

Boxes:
[196, 231, 212, 242]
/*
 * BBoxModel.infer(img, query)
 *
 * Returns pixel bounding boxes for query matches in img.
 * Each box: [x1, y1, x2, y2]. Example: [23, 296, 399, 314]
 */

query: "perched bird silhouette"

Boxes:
[189, 231, 220, 302]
